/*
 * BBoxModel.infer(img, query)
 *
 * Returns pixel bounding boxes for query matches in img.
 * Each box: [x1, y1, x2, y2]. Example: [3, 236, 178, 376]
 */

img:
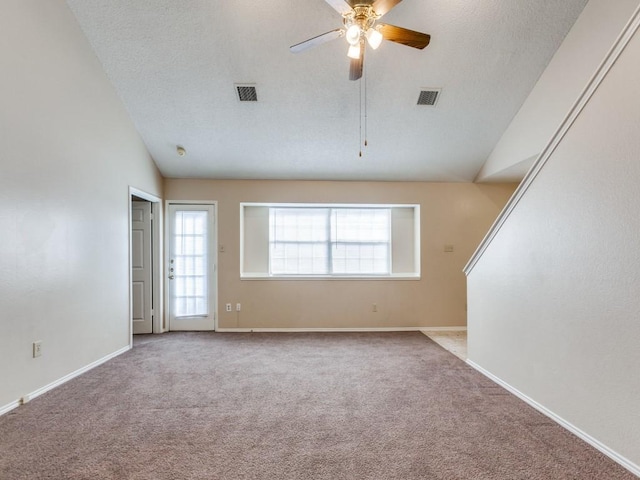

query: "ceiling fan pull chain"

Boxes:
[359, 72, 363, 157]
[364, 62, 368, 148]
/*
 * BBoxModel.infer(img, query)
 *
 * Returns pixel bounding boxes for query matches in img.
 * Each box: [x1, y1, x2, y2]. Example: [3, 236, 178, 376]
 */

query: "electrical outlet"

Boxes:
[236, 303, 241, 312]
[225, 303, 232, 312]
[33, 341, 42, 358]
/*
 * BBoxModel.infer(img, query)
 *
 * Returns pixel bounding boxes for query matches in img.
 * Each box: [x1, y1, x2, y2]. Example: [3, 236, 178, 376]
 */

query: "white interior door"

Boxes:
[168, 203, 216, 331]
[132, 201, 153, 334]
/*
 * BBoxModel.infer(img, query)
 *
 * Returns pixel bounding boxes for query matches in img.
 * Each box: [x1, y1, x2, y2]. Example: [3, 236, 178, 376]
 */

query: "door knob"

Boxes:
[168, 275, 175, 280]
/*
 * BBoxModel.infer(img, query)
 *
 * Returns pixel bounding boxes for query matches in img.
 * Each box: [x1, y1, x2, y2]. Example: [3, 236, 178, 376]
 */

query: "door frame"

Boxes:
[164, 200, 219, 331]
[129, 187, 163, 346]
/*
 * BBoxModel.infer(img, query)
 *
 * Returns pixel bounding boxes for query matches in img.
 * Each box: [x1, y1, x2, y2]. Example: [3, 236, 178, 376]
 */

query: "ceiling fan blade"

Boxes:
[290, 28, 344, 53]
[349, 43, 364, 81]
[324, 0, 353, 15]
[371, 0, 402, 17]
[377, 23, 430, 49]
[349, 57, 363, 81]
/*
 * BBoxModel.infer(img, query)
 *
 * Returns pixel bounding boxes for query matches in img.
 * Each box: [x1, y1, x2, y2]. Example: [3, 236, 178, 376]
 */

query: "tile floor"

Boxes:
[421, 330, 467, 361]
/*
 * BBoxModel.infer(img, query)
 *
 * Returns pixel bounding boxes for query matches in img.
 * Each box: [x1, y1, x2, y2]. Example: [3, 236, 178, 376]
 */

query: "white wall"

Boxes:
[466, 7, 640, 473]
[0, 1, 163, 410]
[476, 0, 639, 182]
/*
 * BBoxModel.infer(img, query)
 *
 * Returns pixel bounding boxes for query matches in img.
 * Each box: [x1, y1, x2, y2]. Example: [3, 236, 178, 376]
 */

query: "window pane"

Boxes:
[332, 242, 389, 274]
[269, 206, 390, 276]
[332, 209, 390, 242]
[331, 208, 390, 274]
[173, 210, 208, 316]
[270, 208, 330, 275]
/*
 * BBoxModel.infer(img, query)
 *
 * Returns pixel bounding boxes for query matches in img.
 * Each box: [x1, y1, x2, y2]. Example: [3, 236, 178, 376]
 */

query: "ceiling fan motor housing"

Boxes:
[343, 5, 379, 38]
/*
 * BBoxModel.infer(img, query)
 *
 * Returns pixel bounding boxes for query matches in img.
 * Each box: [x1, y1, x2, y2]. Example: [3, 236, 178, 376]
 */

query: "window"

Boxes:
[269, 207, 390, 275]
[241, 203, 420, 279]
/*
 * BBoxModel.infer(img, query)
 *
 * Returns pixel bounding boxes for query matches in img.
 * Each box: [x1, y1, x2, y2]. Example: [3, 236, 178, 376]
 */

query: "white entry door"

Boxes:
[132, 201, 153, 334]
[168, 204, 216, 331]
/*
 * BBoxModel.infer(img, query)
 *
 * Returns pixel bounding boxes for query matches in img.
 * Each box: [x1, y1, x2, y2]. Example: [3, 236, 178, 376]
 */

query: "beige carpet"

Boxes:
[0, 332, 634, 479]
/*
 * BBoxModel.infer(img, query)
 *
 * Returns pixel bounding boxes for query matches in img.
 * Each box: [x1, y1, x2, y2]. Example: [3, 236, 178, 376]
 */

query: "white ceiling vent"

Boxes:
[417, 89, 440, 106]
[236, 84, 258, 102]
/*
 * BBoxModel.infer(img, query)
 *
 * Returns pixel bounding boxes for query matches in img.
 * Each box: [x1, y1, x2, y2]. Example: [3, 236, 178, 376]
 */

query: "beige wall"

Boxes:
[466, 8, 640, 473]
[0, 0, 163, 410]
[165, 179, 516, 329]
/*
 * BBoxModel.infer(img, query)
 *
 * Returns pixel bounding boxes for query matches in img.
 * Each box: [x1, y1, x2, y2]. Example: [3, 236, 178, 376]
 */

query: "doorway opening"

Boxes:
[129, 187, 163, 345]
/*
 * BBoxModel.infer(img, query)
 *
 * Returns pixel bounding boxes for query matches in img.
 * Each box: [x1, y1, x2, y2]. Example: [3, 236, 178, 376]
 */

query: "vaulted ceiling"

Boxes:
[66, 0, 588, 181]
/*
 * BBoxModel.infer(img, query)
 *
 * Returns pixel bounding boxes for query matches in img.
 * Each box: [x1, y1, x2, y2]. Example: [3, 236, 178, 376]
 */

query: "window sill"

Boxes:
[240, 273, 421, 281]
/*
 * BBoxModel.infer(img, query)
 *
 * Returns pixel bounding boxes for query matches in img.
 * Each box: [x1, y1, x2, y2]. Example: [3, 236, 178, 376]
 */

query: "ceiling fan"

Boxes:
[290, 0, 431, 81]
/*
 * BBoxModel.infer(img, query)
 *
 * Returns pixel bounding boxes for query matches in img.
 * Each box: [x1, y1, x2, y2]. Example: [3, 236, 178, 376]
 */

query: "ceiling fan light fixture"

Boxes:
[289, 1, 431, 81]
[346, 24, 361, 45]
[365, 26, 383, 50]
[347, 42, 361, 59]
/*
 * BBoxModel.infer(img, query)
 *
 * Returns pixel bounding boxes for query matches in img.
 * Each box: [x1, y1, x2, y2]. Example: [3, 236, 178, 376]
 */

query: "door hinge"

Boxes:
[149, 213, 155, 220]
[151, 309, 155, 316]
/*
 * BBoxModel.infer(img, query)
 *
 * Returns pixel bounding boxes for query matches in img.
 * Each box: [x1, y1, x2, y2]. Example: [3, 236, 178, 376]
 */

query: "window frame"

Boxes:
[240, 202, 421, 281]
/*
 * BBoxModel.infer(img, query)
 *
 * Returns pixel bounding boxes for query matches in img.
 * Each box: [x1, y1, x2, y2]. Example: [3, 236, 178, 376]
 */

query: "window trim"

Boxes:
[240, 202, 421, 280]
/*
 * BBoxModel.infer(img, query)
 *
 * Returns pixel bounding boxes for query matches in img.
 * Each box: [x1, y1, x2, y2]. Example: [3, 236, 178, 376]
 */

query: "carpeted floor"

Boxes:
[0, 332, 635, 479]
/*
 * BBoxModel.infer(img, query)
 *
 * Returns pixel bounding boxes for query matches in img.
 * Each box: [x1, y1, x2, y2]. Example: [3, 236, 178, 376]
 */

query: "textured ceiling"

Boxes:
[65, 0, 588, 182]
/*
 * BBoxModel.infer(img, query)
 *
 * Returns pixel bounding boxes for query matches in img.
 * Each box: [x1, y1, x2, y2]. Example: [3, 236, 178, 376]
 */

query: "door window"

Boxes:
[173, 210, 209, 317]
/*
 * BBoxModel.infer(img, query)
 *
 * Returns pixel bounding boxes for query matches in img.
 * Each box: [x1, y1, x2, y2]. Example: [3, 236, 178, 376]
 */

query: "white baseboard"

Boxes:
[467, 359, 640, 478]
[0, 399, 21, 416]
[0, 345, 131, 418]
[216, 327, 428, 333]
